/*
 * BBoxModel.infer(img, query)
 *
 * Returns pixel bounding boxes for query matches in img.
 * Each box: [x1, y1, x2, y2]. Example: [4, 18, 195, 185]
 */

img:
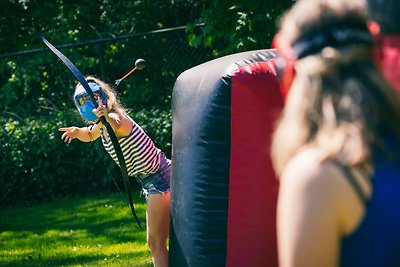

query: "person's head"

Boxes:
[271, 0, 400, 175]
[73, 76, 126, 121]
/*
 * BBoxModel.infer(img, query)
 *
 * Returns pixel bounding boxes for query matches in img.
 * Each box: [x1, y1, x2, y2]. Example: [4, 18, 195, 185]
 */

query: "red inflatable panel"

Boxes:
[380, 35, 400, 91]
[227, 61, 282, 267]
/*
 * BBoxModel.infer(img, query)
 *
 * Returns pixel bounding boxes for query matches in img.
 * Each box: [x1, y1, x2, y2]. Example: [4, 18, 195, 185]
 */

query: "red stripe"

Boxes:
[379, 35, 400, 91]
[226, 61, 283, 267]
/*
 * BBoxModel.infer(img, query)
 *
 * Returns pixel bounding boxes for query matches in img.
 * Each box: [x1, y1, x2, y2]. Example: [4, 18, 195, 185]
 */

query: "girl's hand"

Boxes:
[93, 97, 107, 118]
[59, 127, 79, 143]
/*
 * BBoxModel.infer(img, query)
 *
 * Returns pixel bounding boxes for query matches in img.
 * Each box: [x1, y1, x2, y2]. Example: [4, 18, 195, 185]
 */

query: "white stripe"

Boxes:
[100, 123, 160, 176]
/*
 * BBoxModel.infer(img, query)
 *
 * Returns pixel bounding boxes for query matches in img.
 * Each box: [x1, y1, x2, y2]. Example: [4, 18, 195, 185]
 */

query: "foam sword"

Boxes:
[36, 30, 143, 229]
[115, 58, 146, 86]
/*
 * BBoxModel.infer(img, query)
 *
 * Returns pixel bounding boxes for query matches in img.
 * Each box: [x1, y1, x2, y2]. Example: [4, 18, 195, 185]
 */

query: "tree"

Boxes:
[0, 0, 293, 205]
[0, 0, 209, 204]
[187, 1, 295, 56]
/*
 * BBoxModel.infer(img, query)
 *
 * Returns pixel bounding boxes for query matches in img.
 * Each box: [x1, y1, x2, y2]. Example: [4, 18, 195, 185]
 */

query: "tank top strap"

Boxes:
[333, 161, 369, 206]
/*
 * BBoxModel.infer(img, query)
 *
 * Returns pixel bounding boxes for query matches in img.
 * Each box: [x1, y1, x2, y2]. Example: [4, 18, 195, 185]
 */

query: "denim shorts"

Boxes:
[135, 153, 171, 198]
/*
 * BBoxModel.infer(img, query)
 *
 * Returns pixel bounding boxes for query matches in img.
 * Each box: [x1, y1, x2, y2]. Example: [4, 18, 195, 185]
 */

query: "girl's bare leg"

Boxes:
[146, 192, 170, 267]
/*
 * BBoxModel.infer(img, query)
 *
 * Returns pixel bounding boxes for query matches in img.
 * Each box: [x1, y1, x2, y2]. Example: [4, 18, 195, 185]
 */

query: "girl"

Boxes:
[59, 76, 171, 267]
[272, 0, 400, 266]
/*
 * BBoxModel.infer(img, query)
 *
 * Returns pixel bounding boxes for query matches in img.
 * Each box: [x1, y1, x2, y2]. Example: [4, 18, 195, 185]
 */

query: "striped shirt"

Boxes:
[100, 116, 161, 176]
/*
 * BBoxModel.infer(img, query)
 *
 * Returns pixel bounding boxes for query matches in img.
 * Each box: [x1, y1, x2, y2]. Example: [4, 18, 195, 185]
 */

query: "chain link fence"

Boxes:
[0, 26, 226, 205]
[1, 25, 221, 118]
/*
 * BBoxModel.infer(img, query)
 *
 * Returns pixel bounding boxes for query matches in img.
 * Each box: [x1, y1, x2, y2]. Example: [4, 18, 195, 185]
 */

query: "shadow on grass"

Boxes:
[0, 192, 152, 266]
[1, 250, 153, 267]
[0, 192, 146, 241]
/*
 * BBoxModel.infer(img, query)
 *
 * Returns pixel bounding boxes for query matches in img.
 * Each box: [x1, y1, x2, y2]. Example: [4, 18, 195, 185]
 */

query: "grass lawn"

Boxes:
[0, 192, 153, 266]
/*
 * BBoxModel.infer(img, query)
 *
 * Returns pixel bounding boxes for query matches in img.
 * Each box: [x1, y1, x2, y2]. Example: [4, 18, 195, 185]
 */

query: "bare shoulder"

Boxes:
[113, 112, 133, 137]
[279, 148, 352, 218]
[281, 148, 340, 190]
[279, 148, 365, 234]
[281, 148, 367, 199]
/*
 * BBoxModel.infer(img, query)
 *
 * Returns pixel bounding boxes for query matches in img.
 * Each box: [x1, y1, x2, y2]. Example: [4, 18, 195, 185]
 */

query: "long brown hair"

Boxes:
[271, 0, 400, 176]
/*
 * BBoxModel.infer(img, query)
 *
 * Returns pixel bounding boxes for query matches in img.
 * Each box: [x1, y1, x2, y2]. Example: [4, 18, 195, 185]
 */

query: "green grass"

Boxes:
[0, 192, 153, 266]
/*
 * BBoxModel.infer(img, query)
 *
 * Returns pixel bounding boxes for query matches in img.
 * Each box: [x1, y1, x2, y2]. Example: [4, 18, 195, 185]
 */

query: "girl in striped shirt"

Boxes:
[59, 76, 171, 267]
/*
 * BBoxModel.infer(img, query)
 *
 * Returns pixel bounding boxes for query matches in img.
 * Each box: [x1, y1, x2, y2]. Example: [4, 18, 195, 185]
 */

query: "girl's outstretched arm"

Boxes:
[59, 124, 100, 143]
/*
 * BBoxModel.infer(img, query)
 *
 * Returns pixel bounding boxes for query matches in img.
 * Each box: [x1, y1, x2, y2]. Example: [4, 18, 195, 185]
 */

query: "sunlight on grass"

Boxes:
[0, 193, 153, 266]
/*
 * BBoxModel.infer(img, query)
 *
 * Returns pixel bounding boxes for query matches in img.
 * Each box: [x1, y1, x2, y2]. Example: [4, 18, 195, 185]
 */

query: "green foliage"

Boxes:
[0, 0, 209, 118]
[0, 0, 292, 205]
[0, 113, 119, 206]
[0, 0, 211, 205]
[0, 193, 152, 266]
[0, 108, 172, 206]
[187, 1, 295, 56]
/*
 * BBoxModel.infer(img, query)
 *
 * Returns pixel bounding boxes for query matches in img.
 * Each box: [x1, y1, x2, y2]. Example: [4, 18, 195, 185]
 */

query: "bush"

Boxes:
[0, 107, 171, 206]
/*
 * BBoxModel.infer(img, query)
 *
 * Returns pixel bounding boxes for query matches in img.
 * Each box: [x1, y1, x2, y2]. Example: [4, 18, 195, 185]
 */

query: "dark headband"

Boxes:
[292, 24, 373, 59]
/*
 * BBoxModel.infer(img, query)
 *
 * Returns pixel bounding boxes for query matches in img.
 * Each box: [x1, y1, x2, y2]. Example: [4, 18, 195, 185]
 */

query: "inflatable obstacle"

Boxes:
[169, 49, 283, 267]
